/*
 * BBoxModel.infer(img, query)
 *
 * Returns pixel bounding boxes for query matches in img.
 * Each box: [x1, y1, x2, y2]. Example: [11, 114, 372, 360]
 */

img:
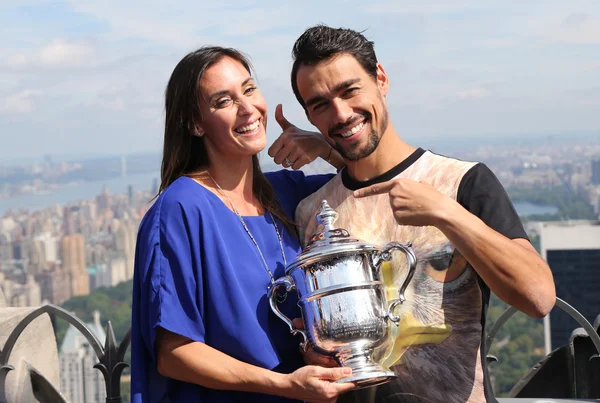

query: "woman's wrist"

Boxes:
[269, 372, 294, 398]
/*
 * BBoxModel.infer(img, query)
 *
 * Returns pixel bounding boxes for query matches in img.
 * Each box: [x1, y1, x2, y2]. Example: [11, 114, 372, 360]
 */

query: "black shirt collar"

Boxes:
[341, 148, 426, 191]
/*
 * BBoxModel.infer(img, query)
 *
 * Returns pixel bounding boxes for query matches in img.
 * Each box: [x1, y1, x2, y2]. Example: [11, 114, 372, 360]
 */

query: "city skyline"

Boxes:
[1, 1, 599, 161]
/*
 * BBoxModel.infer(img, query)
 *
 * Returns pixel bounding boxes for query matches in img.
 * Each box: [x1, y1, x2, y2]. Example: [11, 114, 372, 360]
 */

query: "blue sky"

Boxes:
[1, 0, 599, 162]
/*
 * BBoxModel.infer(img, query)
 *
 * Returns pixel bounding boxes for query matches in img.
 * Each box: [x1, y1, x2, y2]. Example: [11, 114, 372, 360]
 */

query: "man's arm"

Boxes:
[353, 178, 556, 318]
[435, 203, 555, 317]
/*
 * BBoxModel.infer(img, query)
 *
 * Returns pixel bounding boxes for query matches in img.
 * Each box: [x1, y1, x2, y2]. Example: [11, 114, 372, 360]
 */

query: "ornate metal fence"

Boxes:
[0, 298, 598, 402]
[486, 297, 600, 399]
[0, 304, 130, 403]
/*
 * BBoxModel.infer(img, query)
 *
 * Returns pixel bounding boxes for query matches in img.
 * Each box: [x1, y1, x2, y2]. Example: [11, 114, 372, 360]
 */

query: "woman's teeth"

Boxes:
[235, 120, 260, 134]
[340, 121, 364, 138]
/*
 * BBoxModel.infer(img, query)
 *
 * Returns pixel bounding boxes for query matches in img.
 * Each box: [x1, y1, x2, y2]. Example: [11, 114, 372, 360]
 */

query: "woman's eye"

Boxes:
[244, 86, 256, 95]
[215, 98, 232, 108]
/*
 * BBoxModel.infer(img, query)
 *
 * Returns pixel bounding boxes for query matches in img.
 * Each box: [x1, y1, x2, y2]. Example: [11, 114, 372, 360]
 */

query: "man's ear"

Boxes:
[304, 109, 314, 126]
[376, 63, 389, 96]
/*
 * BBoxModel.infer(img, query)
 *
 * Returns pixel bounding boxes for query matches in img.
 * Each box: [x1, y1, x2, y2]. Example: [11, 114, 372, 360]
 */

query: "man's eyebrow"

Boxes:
[305, 78, 361, 107]
[208, 77, 254, 101]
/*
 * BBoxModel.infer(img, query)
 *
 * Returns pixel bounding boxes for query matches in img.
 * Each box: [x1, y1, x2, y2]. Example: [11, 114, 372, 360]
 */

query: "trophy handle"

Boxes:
[373, 242, 417, 324]
[268, 275, 309, 351]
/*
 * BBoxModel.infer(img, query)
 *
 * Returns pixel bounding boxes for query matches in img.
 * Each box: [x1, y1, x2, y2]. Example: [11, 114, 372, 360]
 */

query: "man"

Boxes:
[286, 25, 556, 403]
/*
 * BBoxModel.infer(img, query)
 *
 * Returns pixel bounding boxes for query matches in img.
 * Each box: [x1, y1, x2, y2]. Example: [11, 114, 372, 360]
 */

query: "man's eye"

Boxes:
[312, 102, 327, 112]
[344, 87, 359, 96]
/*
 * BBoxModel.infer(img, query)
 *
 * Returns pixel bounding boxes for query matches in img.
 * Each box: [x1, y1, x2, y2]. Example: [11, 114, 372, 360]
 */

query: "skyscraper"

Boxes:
[127, 184, 135, 205]
[113, 219, 136, 279]
[151, 177, 159, 196]
[96, 185, 111, 212]
[59, 310, 107, 403]
[60, 234, 90, 296]
[539, 220, 600, 353]
[592, 158, 600, 185]
[35, 267, 71, 305]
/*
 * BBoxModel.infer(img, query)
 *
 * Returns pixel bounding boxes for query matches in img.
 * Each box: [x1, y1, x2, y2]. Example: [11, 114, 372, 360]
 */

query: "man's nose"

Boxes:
[331, 99, 354, 124]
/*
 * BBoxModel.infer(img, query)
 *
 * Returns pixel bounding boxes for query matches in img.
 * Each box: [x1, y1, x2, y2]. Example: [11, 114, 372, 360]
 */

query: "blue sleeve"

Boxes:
[295, 171, 334, 201]
[137, 196, 205, 362]
[267, 169, 333, 208]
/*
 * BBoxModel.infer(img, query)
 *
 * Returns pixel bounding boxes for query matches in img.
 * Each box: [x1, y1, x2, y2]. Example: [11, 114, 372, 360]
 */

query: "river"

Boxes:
[0, 171, 160, 215]
[0, 173, 559, 218]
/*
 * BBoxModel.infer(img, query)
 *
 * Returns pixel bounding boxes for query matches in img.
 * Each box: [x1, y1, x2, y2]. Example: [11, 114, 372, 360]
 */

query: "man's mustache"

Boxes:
[328, 112, 371, 136]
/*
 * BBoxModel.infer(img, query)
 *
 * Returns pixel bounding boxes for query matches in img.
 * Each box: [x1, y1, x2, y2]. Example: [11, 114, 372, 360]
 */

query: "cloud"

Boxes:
[1, 89, 44, 113]
[64, 1, 293, 48]
[563, 12, 590, 26]
[455, 87, 491, 100]
[38, 40, 95, 66]
[532, 12, 600, 45]
[0, 0, 598, 160]
[7, 40, 95, 69]
[365, 1, 488, 15]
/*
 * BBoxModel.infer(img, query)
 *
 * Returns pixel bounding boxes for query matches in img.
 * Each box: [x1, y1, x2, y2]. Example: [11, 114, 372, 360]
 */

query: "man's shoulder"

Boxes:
[406, 150, 480, 191]
[416, 150, 479, 173]
[295, 173, 344, 235]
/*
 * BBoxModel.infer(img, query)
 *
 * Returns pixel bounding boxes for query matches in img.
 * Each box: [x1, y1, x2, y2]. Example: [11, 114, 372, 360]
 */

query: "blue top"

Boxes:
[131, 170, 333, 403]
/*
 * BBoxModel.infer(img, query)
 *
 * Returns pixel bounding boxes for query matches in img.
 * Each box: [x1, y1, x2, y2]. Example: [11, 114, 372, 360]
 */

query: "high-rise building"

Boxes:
[27, 238, 48, 275]
[92, 258, 127, 289]
[151, 177, 159, 196]
[127, 184, 135, 205]
[539, 220, 600, 353]
[96, 186, 111, 212]
[0, 273, 41, 307]
[59, 310, 107, 403]
[0, 232, 14, 261]
[35, 268, 71, 304]
[113, 219, 136, 279]
[63, 206, 84, 235]
[592, 158, 600, 185]
[60, 234, 90, 296]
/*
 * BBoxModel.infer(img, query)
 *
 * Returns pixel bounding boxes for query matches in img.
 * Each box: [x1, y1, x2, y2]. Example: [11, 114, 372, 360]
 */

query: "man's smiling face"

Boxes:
[296, 53, 390, 161]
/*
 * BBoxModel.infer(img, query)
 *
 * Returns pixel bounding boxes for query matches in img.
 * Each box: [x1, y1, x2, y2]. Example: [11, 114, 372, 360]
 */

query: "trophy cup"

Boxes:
[268, 200, 416, 388]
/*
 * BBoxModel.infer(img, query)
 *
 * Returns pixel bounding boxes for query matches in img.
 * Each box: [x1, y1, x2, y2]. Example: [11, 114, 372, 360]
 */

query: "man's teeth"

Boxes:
[235, 120, 260, 133]
[340, 122, 364, 138]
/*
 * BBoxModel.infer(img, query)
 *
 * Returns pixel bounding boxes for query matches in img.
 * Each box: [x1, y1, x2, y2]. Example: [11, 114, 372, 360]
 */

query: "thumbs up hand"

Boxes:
[268, 104, 332, 170]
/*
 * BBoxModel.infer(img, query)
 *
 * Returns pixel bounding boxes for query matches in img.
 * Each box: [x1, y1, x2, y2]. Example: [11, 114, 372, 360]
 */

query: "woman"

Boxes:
[130, 46, 351, 403]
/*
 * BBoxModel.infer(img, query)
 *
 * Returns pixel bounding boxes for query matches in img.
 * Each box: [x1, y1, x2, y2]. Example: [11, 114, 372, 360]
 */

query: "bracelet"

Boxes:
[325, 146, 333, 162]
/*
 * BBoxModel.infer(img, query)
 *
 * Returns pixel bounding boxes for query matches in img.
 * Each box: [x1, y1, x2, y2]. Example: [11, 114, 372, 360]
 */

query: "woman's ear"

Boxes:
[193, 124, 204, 137]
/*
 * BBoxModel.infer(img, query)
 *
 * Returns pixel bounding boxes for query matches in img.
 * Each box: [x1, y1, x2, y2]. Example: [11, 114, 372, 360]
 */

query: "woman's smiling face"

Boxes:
[197, 56, 268, 160]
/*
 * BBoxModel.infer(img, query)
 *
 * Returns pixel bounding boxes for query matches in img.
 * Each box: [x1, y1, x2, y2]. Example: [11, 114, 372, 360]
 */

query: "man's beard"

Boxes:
[333, 106, 389, 162]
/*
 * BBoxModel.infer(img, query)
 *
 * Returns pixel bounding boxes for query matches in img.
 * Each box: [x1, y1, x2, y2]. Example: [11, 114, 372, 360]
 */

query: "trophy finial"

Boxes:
[316, 200, 338, 230]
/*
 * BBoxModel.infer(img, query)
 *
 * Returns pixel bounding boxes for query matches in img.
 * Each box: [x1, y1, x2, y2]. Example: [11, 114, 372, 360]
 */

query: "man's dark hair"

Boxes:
[291, 25, 378, 109]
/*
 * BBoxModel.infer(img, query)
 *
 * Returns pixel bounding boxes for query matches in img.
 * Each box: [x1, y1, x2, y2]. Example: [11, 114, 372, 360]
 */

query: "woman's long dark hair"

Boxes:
[159, 46, 295, 233]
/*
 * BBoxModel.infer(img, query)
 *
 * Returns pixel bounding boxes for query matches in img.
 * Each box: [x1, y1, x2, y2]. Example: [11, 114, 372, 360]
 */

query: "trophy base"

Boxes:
[335, 364, 396, 389]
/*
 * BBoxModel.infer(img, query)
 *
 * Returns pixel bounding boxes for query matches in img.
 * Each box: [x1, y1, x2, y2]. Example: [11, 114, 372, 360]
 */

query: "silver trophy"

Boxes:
[269, 200, 416, 388]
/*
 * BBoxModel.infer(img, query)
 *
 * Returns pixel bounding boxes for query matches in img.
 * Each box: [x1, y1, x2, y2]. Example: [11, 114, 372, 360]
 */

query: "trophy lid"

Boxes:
[285, 200, 378, 272]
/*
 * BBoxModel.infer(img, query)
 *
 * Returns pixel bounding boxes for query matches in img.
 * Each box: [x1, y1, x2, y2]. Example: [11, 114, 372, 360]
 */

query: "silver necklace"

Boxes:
[207, 173, 288, 303]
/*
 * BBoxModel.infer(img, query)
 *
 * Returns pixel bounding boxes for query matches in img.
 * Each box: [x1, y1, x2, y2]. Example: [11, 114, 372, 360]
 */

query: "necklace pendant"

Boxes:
[275, 290, 287, 304]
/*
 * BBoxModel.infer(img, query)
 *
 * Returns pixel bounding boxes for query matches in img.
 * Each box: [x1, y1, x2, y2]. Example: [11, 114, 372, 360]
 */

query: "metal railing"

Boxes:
[0, 304, 130, 403]
[486, 297, 600, 400]
[0, 298, 598, 402]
